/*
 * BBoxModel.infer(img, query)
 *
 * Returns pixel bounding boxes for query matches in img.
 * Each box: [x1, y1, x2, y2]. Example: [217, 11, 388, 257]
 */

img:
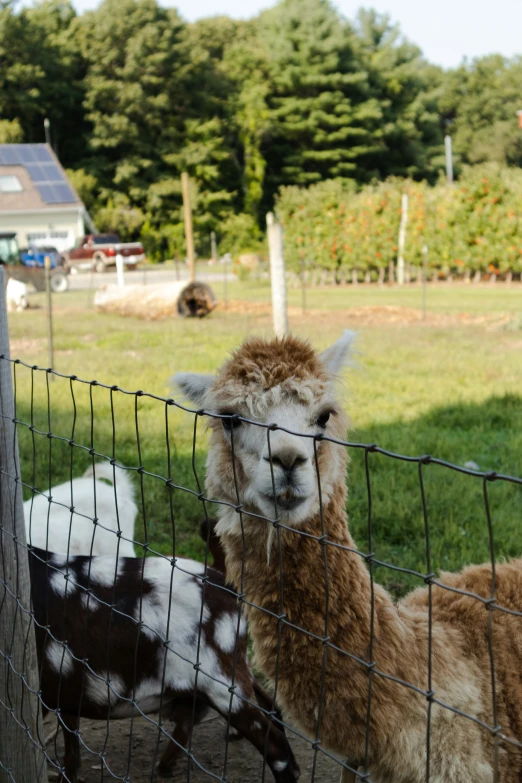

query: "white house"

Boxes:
[0, 144, 86, 252]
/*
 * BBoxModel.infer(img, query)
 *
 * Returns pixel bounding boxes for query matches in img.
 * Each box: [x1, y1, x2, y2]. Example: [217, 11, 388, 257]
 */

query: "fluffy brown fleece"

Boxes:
[186, 334, 522, 782]
[215, 335, 327, 392]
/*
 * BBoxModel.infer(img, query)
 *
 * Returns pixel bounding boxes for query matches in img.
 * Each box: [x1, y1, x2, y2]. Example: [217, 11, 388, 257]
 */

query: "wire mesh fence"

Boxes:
[1, 333, 522, 783]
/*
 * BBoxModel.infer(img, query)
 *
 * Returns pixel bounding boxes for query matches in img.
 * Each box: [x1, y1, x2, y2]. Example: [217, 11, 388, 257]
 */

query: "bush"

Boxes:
[218, 213, 264, 260]
[276, 165, 522, 279]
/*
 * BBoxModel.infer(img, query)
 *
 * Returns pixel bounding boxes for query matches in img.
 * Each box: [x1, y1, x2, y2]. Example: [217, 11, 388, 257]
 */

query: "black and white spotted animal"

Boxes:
[30, 547, 299, 782]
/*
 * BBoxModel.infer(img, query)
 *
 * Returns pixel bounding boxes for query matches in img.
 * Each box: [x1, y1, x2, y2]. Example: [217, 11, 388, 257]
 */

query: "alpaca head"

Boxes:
[174, 332, 354, 532]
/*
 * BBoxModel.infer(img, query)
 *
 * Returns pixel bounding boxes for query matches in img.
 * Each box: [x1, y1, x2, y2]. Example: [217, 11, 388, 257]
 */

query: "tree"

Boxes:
[0, 1, 86, 164]
[256, 0, 379, 202]
[439, 55, 522, 169]
[353, 9, 444, 181]
[0, 118, 23, 142]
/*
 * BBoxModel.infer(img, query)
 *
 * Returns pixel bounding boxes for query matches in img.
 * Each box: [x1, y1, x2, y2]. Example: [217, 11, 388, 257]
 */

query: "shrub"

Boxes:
[276, 165, 522, 279]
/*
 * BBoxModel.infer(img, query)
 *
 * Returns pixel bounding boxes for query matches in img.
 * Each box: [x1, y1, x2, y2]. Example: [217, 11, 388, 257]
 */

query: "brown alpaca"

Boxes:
[175, 333, 522, 782]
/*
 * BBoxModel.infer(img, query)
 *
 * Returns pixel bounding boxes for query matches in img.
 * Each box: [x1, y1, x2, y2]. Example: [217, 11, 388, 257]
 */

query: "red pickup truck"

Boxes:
[63, 234, 146, 273]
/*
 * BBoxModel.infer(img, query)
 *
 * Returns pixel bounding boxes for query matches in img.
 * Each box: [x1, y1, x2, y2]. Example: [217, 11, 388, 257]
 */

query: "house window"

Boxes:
[0, 175, 23, 193]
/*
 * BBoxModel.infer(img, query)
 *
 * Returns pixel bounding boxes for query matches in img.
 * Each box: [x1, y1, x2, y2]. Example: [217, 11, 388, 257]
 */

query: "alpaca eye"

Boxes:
[222, 415, 241, 432]
[316, 411, 331, 428]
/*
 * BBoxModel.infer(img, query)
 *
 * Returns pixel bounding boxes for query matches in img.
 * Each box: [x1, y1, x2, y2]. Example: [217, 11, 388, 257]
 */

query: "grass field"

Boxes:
[6, 279, 522, 596]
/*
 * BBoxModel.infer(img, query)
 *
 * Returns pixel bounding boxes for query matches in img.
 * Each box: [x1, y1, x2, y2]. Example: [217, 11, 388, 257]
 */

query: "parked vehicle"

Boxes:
[19, 245, 63, 269]
[0, 233, 69, 293]
[63, 234, 146, 273]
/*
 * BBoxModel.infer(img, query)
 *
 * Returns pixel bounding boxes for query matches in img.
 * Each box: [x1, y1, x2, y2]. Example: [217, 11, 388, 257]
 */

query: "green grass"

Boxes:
[7, 282, 522, 596]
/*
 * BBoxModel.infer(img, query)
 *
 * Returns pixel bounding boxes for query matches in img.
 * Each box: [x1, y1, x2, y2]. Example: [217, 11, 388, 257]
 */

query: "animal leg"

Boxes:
[339, 768, 357, 783]
[58, 713, 80, 783]
[157, 698, 208, 778]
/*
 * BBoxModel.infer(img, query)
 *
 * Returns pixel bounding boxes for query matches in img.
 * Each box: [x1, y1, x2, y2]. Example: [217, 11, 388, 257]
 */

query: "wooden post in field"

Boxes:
[0, 266, 48, 783]
[181, 172, 195, 282]
[422, 244, 428, 321]
[266, 212, 288, 337]
[445, 135, 454, 185]
[397, 193, 408, 285]
[115, 246, 125, 289]
[300, 249, 306, 314]
[44, 255, 54, 380]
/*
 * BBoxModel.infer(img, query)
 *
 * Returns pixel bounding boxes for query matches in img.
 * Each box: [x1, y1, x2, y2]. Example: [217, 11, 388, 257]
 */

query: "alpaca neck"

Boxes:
[220, 479, 412, 763]
[222, 479, 379, 677]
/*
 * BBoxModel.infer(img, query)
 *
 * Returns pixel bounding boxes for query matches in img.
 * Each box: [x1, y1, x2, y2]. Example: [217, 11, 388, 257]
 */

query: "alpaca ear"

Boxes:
[171, 373, 215, 406]
[319, 330, 357, 376]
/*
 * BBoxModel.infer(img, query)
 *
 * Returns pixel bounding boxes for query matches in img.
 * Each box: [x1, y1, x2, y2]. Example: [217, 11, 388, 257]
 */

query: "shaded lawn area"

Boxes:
[6, 283, 522, 596]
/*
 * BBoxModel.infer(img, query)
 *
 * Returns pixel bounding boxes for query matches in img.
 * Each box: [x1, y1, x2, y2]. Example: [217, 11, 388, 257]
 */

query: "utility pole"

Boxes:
[445, 135, 453, 185]
[181, 172, 195, 282]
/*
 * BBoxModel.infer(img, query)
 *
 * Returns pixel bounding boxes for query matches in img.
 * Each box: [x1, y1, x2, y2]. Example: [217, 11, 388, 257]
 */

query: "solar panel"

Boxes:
[16, 145, 38, 163]
[52, 184, 76, 202]
[40, 163, 63, 181]
[0, 144, 77, 203]
[31, 146, 53, 163]
[26, 163, 46, 182]
[35, 184, 58, 203]
[0, 148, 19, 165]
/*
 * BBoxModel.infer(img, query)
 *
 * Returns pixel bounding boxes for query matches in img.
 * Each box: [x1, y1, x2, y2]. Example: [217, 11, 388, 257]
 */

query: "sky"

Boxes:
[68, 0, 521, 70]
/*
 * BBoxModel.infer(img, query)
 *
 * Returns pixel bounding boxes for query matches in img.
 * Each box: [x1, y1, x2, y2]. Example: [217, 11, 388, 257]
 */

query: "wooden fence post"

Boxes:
[0, 266, 48, 783]
[266, 213, 288, 337]
[397, 193, 408, 285]
[181, 172, 196, 282]
[44, 256, 54, 380]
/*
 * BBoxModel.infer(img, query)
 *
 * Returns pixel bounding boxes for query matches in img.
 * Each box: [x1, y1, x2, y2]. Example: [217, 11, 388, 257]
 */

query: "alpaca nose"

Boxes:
[264, 451, 307, 475]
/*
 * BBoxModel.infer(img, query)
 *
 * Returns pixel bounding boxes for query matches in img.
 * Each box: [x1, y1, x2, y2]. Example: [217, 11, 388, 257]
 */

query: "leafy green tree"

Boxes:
[353, 9, 444, 181]
[439, 55, 522, 169]
[0, 1, 86, 164]
[0, 118, 23, 142]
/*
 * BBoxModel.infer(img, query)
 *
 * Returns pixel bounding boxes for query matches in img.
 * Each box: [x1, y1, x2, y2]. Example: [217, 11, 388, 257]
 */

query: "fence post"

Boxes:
[300, 250, 306, 314]
[266, 212, 288, 337]
[115, 247, 125, 289]
[422, 244, 428, 321]
[44, 256, 54, 380]
[445, 135, 454, 185]
[0, 267, 48, 783]
[397, 193, 408, 285]
[181, 172, 196, 283]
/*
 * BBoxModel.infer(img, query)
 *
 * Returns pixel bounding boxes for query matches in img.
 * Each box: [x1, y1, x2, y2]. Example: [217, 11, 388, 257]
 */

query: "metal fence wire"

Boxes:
[1, 353, 522, 783]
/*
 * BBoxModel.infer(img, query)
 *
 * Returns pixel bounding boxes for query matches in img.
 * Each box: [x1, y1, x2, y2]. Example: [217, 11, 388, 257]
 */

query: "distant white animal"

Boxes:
[24, 462, 137, 557]
[6, 278, 28, 312]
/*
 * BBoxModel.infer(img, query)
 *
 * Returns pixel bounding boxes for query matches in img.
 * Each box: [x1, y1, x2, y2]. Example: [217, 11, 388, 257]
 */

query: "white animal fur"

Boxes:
[6, 278, 28, 312]
[24, 462, 137, 557]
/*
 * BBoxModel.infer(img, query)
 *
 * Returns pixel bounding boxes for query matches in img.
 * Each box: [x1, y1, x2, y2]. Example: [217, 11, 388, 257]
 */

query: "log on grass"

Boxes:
[94, 280, 216, 320]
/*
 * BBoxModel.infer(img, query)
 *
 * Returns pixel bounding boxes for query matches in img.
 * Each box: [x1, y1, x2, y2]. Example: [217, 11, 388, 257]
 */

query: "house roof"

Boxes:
[0, 144, 83, 212]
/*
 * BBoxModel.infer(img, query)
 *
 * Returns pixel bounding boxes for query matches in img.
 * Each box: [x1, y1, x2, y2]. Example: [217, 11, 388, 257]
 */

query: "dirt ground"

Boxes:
[45, 711, 346, 782]
[217, 300, 512, 329]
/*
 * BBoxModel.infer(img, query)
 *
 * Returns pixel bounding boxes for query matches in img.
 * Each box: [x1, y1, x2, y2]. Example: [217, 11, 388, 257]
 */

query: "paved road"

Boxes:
[67, 266, 234, 291]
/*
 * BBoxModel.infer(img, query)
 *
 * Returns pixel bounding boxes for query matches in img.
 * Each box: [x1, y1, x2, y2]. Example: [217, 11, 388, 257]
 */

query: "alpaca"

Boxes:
[175, 333, 522, 783]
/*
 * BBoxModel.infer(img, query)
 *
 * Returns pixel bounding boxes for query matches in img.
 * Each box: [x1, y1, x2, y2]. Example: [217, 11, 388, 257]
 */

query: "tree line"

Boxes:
[1, 0, 521, 260]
